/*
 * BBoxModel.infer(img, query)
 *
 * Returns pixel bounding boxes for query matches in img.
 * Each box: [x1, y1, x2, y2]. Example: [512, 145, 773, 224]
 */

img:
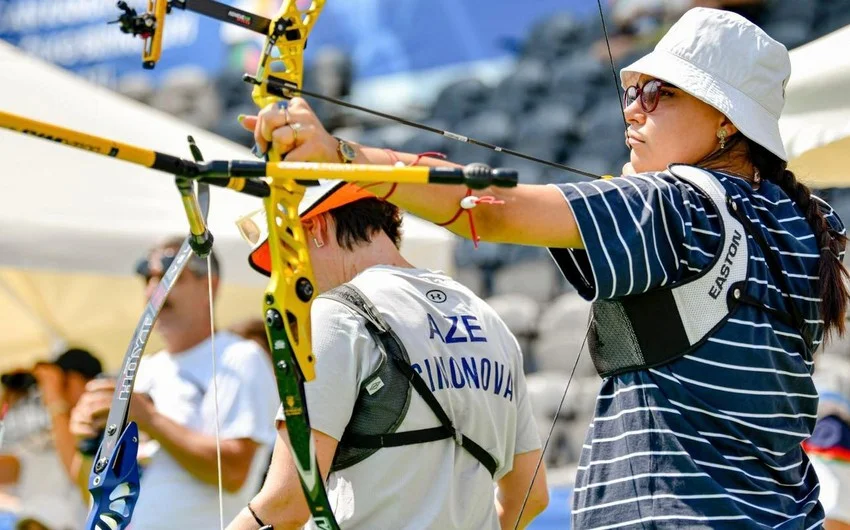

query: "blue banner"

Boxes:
[0, 0, 596, 86]
[0, 0, 227, 86]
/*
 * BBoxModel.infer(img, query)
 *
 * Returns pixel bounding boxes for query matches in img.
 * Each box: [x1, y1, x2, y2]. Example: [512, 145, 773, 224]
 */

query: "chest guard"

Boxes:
[322, 284, 498, 476]
[589, 165, 750, 377]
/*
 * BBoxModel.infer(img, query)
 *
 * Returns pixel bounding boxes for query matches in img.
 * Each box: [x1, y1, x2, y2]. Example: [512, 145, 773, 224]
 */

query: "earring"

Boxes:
[717, 128, 728, 150]
[313, 237, 324, 248]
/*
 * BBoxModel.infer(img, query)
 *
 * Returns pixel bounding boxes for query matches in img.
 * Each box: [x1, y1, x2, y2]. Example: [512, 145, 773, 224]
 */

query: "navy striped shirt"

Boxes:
[550, 169, 845, 530]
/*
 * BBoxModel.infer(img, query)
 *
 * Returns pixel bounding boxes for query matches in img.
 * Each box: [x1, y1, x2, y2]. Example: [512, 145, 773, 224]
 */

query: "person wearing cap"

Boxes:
[31, 348, 102, 486]
[226, 183, 548, 529]
[244, 6, 848, 528]
[68, 237, 279, 529]
[0, 349, 101, 529]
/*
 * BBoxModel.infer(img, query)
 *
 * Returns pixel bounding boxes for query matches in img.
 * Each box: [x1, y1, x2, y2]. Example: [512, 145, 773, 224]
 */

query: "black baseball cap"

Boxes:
[40, 348, 103, 379]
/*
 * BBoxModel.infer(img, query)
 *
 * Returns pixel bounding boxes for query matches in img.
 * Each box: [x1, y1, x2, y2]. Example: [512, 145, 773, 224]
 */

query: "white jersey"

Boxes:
[131, 331, 279, 529]
[278, 265, 540, 530]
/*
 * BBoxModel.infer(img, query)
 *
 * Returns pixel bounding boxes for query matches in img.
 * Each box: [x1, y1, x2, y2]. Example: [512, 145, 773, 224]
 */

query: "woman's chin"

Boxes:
[629, 154, 667, 174]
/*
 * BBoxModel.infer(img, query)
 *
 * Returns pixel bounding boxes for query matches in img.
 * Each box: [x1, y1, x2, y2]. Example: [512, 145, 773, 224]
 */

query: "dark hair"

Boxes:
[327, 198, 403, 251]
[744, 138, 849, 338]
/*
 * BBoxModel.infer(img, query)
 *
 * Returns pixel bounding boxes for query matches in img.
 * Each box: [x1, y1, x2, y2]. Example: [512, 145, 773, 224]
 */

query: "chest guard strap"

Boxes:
[589, 165, 751, 377]
[322, 284, 499, 476]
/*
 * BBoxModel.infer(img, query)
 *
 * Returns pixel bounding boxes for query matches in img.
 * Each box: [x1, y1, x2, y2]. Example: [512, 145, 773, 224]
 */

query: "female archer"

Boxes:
[245, 7, 848, 529]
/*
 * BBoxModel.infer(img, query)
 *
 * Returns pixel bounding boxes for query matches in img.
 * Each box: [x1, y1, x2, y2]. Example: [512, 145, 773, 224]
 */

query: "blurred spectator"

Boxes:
[31, 348, 102, 485]
[0, 348, 102, 530]
[69, 237, 279, 528]
[806, 352, 850, 530]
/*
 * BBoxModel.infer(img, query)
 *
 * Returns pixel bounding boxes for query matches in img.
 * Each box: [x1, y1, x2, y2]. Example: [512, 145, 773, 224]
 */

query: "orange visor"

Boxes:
[247, 181, 376, 276]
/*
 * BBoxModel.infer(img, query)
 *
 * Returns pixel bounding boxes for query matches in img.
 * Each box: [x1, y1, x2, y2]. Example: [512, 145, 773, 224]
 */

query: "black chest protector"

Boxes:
[588, 164, 811, 378]
[321, 284, 499, 476]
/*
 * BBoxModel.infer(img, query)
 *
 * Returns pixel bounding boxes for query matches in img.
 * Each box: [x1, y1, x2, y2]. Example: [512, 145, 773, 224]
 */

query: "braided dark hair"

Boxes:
[745, 138, 849, 338]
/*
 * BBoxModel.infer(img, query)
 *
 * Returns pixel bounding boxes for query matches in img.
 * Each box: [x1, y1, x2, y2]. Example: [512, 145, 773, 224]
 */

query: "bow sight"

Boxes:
[112, 0, 282, 70]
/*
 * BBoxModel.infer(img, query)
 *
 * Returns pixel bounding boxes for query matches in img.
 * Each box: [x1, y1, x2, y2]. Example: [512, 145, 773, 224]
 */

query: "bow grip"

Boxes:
[86, 422, 141, 530]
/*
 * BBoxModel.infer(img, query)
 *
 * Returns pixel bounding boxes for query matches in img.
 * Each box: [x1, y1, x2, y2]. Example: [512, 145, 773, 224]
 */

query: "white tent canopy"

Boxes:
[780, 25, 850, 188]
[0, 40, 455, 372]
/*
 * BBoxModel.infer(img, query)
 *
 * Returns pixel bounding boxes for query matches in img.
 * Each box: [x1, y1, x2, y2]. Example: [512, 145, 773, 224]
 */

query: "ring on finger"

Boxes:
[277, 100, 290, 124]
[291, 122, 303, 143]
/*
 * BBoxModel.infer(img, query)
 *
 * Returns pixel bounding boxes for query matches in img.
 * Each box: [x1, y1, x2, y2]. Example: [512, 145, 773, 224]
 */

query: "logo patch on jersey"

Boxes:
[365, 377, 385, 395]
[426, 289, 447, 303]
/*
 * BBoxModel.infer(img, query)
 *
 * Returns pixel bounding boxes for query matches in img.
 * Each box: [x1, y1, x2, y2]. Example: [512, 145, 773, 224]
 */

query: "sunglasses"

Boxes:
[623, 79, 674, 113]
[135, 249, 209, 282]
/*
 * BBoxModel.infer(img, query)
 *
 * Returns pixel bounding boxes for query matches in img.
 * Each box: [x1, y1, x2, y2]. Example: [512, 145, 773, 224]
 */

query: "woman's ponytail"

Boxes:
[749, 140, 849, 338]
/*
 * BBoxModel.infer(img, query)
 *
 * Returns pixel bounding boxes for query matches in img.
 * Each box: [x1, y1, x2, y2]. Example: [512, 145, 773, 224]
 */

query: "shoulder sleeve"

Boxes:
[275, 297, 378, 441]
[548, 172, 723, 301]
[209, 338, 279, 444]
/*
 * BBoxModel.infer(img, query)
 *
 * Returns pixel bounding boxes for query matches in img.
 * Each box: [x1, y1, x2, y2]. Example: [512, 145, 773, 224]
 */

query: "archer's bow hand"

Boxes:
[240, 97, 344, 163]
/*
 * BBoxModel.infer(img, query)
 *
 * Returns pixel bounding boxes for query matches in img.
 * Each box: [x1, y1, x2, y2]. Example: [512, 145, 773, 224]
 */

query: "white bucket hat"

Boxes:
[621, 7, 791, 161]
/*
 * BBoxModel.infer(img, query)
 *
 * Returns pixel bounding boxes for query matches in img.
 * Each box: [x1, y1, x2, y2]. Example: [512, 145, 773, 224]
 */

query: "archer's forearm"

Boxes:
[46, 409, 79, 483]
[144, 412, 248, 491]
[356, 146, 497, 240]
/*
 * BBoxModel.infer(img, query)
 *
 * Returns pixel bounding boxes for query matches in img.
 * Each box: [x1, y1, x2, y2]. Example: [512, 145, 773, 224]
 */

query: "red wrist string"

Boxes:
[437, 189, 505, 248]
[411, 151, 447, 166]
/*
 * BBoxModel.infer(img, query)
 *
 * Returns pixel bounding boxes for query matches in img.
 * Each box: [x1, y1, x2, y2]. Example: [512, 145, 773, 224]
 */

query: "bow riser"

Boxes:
[86, 422, 141, 530]
[249, 1, 339, 527]
[262, 178, 338, 527]
[248, 0, 325, 116]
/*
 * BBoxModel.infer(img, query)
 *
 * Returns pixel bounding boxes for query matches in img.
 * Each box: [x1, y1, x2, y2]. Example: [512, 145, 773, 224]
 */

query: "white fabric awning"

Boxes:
[780, 25, 850, 189]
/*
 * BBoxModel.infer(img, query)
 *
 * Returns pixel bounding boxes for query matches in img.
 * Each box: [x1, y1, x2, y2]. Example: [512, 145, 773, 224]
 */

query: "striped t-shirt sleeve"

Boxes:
[550, 173, 723, 301]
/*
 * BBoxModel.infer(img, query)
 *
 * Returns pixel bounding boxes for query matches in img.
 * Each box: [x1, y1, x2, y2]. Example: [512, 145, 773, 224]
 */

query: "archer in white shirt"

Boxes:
[70, 238, 279, 528]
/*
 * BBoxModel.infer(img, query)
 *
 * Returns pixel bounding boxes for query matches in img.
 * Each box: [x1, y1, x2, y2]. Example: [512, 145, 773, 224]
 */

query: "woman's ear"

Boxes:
[303, 214, 331, 247]
[719, 116, 739, 137]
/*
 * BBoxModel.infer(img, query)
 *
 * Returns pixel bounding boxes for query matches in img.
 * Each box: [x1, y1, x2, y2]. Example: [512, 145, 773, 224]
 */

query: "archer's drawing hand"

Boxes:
[240, 97, 339, 162]
[70, 378, 114, 440]
[70, 379, 156, 438]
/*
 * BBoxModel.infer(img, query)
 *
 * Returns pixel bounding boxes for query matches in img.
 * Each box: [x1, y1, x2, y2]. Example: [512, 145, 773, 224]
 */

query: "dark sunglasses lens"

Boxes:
[642, 81, 662, 111]
[624, 86, 638, 108]
[135, 255, 176, 280]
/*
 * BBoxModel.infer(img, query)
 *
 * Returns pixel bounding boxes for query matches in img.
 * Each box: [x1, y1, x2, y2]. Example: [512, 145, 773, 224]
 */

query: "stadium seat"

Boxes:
[488, 60, 550, 116]
[485, 293, 541, 371]
[522, 13, 585, 62]
[527, 371, 600, 467]
[453, 266, 486, 296]
[151, 68, 222, 130]
[814, 0, 850, 38]
[492, 258, 562, 303]
[429, 78, 492, 126]
[517, 101, 581, 147]
[535, 292, 597, 376]
[448, 110, 514, 165]
[760, 0, 817, 50]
